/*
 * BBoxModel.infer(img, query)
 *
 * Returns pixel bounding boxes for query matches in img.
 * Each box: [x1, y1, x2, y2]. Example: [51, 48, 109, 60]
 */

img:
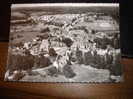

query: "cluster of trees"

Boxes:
[74, 48, 122, 76]
[10, 42, 24, 49]
[94, 33, 120, 49]
[7, 53, 34, 72]
[69, 26, 89, 34]
[45, 21, 64, 27]
[7, 49, 54, 73]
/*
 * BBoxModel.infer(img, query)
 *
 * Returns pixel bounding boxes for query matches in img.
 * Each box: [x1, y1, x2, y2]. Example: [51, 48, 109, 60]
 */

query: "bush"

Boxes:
[63, 65, 76, 78]
[47, 67, 58, 77]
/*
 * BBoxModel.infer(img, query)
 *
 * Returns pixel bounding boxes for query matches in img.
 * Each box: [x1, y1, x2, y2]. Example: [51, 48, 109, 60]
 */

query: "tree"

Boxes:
[49, 48, 57, 57]
[109, 53, 122, 76]
[76, 47, 84, 64]
[34, 54, 52, 68]
[40, 27, 50, 33]
[62, 37, 73, 47]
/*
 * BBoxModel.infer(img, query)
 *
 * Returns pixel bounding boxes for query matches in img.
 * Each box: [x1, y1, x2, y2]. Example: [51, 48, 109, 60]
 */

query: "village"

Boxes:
[5, 10, 121, 82]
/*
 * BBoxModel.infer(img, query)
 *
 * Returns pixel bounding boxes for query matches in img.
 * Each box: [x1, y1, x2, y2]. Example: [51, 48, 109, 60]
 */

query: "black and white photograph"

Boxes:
[4, 3, 122, 83]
